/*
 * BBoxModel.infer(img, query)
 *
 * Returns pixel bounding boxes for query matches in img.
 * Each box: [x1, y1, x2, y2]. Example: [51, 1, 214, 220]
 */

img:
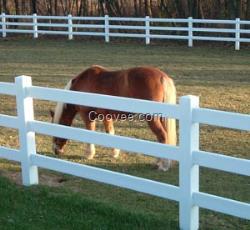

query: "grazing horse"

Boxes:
[50, 65, 176, 171]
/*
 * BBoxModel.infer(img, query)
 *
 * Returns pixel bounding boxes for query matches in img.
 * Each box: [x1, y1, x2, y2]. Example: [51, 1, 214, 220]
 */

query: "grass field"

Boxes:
[0, 38, 249, 229]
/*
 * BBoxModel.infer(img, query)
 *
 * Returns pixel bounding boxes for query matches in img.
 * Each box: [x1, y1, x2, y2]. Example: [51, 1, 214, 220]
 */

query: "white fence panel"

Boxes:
[68, 14, 73, 40]
[0, 75, 249, 230]
[27, 86, 180, 119]
[0, 114, 19, 129]
[0, 82, 16, 95]
[179, 96, 199, 229]
[33, 13, 38, 38]
[15, 76, 39, 185]
[1, 12, 6, 37]
[193, 108, 250, 131]
[104, 15, 109, 42]
[193, 150, 250, 176]
[29, 120, 179, 161]
[145, 16, 150, 44]
[31, 154, 180, 201]
[0, 147, 21, 162]
[193, 192, 250, 219]
[0, 14, 249, 50]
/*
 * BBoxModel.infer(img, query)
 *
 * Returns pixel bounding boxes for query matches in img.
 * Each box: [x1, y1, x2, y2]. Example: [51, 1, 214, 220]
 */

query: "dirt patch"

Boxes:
[0, 169, 66, 187]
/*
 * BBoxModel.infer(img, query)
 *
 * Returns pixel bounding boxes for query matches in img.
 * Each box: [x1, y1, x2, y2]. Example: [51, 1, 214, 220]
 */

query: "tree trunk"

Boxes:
[134, 0, 139, 16]
[14, 0, 20, 15]
[227, 0, 236, 19]
[181, 0, 189, 17]
[144, 0, 152, 16]
[139, 0, 143, 16]
[30, 0, 37, 14]
[0, 0, 247, 19]
[98, 0, 105, 15]
[199, 0, 205, 19]
[54, 0, 58, 15]
[247, 0, 250, 19]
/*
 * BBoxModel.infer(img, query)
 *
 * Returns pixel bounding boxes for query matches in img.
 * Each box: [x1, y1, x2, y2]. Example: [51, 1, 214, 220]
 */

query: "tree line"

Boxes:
[0, 0, 249, 19]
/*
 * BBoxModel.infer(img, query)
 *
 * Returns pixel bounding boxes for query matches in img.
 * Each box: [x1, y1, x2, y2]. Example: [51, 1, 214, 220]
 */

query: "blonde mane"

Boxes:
[53, 80, 72, 124]
[91, 65, 107, 69]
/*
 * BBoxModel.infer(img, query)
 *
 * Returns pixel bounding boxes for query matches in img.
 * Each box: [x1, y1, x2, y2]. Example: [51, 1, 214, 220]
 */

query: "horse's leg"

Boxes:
[103, 118, 120, 159]
[160, 117, 167, 131]
[81, 113, 96, 159]
[147, 118, 172, 171]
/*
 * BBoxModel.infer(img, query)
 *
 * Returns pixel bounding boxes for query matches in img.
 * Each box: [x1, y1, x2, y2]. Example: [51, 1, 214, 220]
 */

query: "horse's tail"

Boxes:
[162, 77, 177, 146]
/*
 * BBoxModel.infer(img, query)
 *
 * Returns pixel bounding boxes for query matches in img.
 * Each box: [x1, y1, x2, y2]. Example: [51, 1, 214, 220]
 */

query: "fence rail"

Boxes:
[0, 14, 250, 50]
[0, 76, 250, 229]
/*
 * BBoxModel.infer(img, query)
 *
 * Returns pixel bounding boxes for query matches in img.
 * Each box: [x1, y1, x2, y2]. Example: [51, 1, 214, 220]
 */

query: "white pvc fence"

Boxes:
[0, 76, 249, 229]
[0, 13, 250, 50]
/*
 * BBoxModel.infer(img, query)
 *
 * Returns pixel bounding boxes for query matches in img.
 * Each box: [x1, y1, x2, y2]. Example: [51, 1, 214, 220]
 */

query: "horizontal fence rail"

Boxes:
[193, 108, 250, 131]
[193, 150, 250, 176]
[0, 82, 16, 95]
[0, 114, 19, 129]
[0, 75, 249, 230]
[193, 192, 250, 220]
[28, 85, 180, 119]
[31, 154, 180, 201]
[0, 14, 250, 50]
[29, 120, 179, 161]
[0, 147, 21, 162]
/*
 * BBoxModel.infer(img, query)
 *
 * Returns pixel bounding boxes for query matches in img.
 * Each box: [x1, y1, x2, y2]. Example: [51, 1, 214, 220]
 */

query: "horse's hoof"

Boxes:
[157, 165, 169, 172]
[55, 148, 64, 155]
[53, 144, 64, 155]
[156, 160, 172, 172]
[86, 155, 95, 160]
[85, 152, 95, 160]
[113, 149, 120, 159]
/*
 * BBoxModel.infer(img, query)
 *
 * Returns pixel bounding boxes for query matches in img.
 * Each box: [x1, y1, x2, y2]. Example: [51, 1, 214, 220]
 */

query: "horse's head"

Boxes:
[50, 79, 76, 155]
[50, 104, 68, 155]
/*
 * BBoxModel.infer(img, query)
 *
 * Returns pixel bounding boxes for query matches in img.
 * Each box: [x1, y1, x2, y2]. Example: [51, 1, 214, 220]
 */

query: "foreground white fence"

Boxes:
[0, 13, 250, 50]
[0, 76, 249, 229]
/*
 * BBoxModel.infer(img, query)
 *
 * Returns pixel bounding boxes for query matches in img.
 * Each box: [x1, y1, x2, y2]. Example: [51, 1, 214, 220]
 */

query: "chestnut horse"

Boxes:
[50, 65, 176, 171]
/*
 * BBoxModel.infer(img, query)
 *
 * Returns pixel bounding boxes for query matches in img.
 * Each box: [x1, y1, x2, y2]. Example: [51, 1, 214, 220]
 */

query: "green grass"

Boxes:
[0, 176, 178, 230]
[0, 38, 250, 229]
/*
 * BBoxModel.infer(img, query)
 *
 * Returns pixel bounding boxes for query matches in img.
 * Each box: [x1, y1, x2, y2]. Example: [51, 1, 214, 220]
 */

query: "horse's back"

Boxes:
[126, 67, 168, 101]
[72, 66, 170, 102]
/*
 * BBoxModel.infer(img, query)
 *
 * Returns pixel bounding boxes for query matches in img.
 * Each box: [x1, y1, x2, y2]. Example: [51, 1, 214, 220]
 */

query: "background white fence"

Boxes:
[0, 76, 250, 229]
[0, 13, 250, 50]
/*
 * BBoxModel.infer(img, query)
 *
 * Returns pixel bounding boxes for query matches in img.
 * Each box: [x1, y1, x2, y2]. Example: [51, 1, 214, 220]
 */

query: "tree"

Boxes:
[144, 0, 152, 16]
[247, 0, 250, 19]
[0, 0, 249, 20]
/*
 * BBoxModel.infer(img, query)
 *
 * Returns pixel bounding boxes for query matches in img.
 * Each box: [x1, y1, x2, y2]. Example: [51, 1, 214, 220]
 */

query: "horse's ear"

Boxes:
[50, 109, 55, 118]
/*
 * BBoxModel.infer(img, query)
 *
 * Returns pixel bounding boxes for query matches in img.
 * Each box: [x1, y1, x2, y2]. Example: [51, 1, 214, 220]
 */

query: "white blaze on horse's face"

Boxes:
[52, 79, 72, 154]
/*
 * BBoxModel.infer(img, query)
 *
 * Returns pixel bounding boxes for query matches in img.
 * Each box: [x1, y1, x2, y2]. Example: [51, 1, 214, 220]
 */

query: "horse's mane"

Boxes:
[53, 79, 72, 124]
[91, 65, 108, 70]
[74, 65, 108, 81]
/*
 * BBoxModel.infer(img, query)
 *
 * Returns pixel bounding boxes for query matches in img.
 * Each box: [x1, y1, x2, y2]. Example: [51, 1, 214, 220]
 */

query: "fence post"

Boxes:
[104, 15, 110, 42]
[1, 13, 6, 38]
[15, 76, 39, 186]
[179, 95, 199, 230]
[188, 17, 193, 47]
[235, 18, 240, 50]
[33, 13, 38, 38]
[68, 14, 73, 40]
[145, 16, 150, 45]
